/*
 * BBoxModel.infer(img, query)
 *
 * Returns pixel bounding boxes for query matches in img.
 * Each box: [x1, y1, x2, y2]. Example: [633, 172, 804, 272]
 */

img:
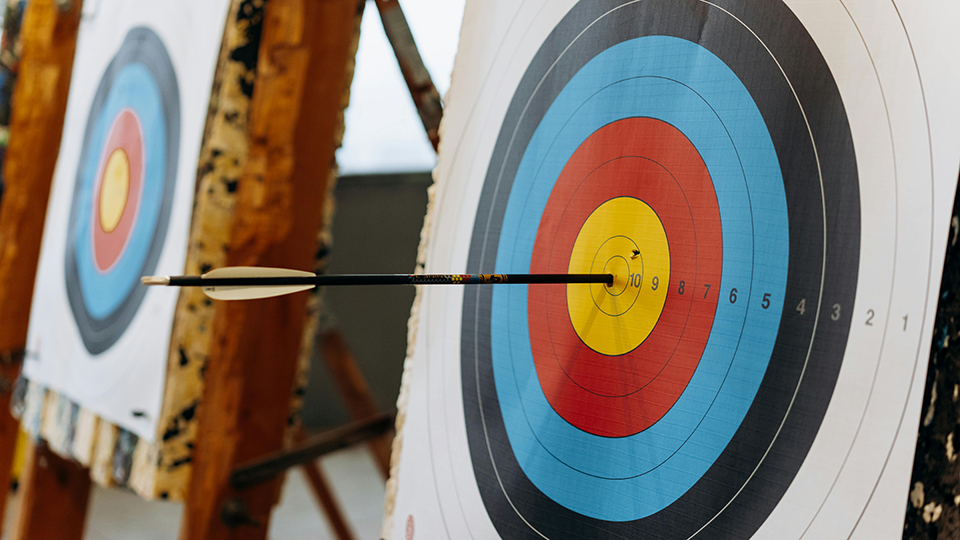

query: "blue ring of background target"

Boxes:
[65, 27, 180, 355]
[74, 64, 166, 318]
[490, 36, 789, 521]
[459, 0, 860, 538]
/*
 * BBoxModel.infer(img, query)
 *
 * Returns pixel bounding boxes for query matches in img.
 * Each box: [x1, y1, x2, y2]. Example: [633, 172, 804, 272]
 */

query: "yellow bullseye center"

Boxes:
[567, 197, 670, 355]
[98, 148, 131, 234]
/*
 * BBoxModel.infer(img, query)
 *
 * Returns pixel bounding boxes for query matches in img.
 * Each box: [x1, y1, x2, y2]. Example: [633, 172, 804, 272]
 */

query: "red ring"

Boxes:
[92, 108, 144, 273]
[528, 117, 722, 437]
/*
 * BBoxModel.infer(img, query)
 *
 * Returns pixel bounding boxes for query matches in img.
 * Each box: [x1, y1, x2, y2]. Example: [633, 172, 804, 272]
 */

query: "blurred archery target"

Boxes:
[64, 27, 180, 355]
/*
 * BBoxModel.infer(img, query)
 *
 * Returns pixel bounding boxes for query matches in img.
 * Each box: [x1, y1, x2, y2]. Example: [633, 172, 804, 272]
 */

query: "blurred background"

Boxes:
[0, 1, 464, 538]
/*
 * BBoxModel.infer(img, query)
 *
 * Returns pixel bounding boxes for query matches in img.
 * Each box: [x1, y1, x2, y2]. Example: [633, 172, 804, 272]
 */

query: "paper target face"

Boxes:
[392, 0, 960, 538]
[24, 1, 231, 441]
[65, 27, 180, 355]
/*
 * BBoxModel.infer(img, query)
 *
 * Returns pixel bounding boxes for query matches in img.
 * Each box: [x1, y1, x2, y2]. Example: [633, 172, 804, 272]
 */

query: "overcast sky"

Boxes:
[337, 0, 466, 176]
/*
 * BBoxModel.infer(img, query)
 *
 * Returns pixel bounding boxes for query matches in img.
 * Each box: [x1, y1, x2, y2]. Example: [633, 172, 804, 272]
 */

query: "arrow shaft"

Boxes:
[167, 273, 612, 287]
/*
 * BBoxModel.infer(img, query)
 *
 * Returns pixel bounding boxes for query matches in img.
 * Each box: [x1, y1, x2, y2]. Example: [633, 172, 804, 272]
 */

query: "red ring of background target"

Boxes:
[529, 117, 723, 437]
[91, 108, 144, 273]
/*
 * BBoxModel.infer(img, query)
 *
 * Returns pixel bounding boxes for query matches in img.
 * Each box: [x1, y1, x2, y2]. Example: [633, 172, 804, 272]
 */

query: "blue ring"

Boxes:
[72, 63, 166, 319]
[490, 36, 789, 520]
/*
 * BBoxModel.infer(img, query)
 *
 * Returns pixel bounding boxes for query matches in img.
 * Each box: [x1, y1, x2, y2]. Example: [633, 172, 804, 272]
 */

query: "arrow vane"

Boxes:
[141, 266, 614, 301]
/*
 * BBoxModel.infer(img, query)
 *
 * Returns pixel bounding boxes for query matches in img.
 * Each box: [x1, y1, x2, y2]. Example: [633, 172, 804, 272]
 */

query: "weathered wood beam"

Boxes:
[10, 440, 91, 540]
[179, 0, 363, 538]
[0, 0, 83, 534]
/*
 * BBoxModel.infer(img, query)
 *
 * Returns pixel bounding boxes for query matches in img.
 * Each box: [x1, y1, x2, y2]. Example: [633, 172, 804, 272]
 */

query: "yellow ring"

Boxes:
[567, 197, 670, 355]
[98, 148, 131, 233]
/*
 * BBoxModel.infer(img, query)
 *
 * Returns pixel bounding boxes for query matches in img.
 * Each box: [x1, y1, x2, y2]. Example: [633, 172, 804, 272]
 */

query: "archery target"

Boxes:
[24, 0, 230, 441]
[65, 27, 180, 355]
[388, 0, 960, 539]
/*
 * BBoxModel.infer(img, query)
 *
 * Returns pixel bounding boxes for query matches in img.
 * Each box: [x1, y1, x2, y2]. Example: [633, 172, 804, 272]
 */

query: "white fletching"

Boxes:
[201, 266, 316, 300]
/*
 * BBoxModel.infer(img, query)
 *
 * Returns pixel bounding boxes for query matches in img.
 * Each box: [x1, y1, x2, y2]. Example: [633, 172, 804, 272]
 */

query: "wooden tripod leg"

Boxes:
[301, 459, 356, 540]
[319, 329, 393, 478]
[10, 440, 91, 540]
[293, 426, 355, 540]
[178, 1, 364, 538]
[0, 0, 83, 532]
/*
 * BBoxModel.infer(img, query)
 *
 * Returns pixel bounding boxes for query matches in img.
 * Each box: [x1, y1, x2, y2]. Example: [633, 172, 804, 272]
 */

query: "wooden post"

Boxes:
[179, 0, 363, 538]
[0, 0, 83, 533]
[9, 440, 91, 540]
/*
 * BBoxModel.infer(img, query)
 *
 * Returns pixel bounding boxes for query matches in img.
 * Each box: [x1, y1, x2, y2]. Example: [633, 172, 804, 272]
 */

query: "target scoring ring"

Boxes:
[452, 0, 859, 535]
[529, 116, 723, 440]
[92, 107, 145, 273]
[567, 196, 670, 356]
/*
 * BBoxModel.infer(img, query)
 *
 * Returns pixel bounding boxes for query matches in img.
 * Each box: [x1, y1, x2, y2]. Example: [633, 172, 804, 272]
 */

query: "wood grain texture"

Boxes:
[127, 0, 267, 501]
[0, 0, 83, 532]
[10, 440, 92, 540]
[179, 0, 363, 538]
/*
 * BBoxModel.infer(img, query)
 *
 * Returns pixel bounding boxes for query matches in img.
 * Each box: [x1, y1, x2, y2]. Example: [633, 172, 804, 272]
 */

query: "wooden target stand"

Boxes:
[0, 0, 440, 538]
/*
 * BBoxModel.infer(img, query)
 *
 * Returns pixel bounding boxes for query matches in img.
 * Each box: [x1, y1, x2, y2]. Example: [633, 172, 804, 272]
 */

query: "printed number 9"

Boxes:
[652, 276, 659, 291]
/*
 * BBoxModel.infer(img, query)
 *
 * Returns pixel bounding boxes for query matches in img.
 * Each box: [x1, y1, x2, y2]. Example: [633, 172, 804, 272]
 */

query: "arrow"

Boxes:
[141, 266, 614, 301]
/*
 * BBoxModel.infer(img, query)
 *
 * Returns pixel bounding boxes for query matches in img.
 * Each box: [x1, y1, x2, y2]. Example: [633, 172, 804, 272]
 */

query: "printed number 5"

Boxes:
[761, 293, 771, 309]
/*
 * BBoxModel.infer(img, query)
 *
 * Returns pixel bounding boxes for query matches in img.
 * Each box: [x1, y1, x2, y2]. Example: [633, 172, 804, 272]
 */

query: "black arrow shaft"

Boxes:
[167, 273, 613, 287]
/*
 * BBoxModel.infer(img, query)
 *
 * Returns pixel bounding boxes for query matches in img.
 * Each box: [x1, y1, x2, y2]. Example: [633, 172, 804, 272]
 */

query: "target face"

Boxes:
[462, 1, 858, 534]
[391, 0, 960, 538]
[64, 27, 180, 355]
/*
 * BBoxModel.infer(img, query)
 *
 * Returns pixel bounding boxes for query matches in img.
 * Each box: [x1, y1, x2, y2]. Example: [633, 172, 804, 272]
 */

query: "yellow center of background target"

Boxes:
[567, 197, 670, 355]
[98, 148, 131, 233]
